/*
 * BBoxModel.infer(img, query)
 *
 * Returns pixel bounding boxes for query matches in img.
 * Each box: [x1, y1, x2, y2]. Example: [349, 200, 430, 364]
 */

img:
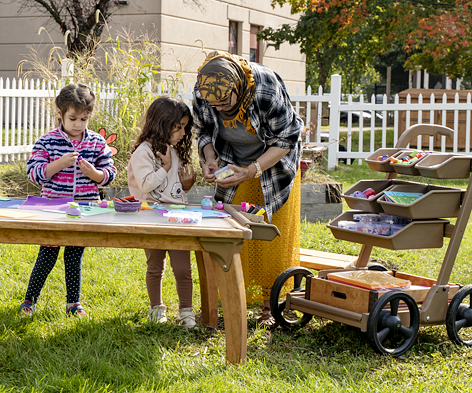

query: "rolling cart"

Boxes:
[271, 124, 472, 357]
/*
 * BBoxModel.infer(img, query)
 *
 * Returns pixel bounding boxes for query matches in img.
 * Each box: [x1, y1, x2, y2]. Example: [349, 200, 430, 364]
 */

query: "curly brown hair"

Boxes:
[132, 96, 193, 165]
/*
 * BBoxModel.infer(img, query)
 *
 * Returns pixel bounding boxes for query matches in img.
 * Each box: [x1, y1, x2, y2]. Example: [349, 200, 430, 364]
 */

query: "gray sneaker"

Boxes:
[148, 305, 167, 323]
[179, 307, 196, 328]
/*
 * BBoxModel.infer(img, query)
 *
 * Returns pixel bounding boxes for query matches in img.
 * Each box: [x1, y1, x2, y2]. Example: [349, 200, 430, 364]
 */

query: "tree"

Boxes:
[17, 0, 206, 57]
[260, 0, 472, 89]
[258, 1, 389, 90]
[18, 0, 117, 56]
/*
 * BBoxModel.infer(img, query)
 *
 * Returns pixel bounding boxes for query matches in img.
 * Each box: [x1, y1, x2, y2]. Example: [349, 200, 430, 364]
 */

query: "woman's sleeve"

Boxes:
[260, 73, 303, 149]
[129, 148, 169, 194]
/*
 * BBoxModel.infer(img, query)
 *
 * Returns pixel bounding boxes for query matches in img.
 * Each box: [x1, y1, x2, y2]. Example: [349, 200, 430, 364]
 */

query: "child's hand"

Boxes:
[156, 144, 172, 172]
[179, 164, 196, 191]
[78, 158, 105, 183]
[45, 152, 79, 178]
[58, 152, 79, 169]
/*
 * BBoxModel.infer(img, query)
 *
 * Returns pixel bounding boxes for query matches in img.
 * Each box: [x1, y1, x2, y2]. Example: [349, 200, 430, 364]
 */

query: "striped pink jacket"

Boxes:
[27, 126, 116, 200]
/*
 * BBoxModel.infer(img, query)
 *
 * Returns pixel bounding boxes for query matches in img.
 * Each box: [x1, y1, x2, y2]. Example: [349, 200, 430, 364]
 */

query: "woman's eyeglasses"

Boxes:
[206, 92, 233, 108]
[208, 100, 232, 108]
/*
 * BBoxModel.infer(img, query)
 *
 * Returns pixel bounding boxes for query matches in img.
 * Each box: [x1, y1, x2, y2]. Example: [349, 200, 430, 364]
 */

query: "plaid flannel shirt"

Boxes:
[193, 62, 303, 222]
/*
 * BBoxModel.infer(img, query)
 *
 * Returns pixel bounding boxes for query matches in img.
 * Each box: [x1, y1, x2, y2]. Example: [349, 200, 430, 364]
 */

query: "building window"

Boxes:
[229, 21, 238, 55]
[250, 25, 260, 63]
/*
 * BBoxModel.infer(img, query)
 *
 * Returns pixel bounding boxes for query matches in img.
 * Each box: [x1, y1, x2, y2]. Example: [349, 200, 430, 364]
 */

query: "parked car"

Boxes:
[339, 110, 383, 122]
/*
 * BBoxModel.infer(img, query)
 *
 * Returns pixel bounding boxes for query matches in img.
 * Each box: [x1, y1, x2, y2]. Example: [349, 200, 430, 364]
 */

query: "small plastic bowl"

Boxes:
[114, 200, 142, 213]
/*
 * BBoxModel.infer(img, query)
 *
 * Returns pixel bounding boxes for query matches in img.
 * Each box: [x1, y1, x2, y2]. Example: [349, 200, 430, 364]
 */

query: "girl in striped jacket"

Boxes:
[19, 83, 116, 317]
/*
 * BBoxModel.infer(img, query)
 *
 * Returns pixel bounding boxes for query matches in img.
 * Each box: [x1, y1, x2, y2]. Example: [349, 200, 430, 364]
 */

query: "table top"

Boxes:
[0, 203, 253, 240]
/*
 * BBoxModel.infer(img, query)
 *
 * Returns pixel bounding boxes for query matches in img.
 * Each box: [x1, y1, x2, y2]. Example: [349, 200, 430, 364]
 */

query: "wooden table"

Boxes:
[0, 203, 279, 364]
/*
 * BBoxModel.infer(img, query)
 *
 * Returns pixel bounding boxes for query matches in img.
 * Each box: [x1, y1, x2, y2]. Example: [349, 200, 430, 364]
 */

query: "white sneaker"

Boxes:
[148, 305, 167, 323]
[179, 307, 196, 328]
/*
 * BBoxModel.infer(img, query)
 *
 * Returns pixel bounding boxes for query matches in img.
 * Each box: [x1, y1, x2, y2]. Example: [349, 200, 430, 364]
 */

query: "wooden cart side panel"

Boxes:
[309, 272, 460, 315]
[309, 277, 376, 314]
[394, 271, 460, 299]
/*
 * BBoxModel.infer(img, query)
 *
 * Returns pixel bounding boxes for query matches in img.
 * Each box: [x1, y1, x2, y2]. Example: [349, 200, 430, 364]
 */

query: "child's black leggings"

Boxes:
[24, 245, 85, 304]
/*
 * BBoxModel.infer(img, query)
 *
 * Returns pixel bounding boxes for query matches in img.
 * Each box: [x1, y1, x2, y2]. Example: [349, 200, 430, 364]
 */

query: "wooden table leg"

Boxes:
[195, 251, 219, 328]
[211, 252, 247, 364]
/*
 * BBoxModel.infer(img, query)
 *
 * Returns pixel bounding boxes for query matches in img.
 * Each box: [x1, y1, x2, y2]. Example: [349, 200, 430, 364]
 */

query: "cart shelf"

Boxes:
[365, 148, 406, 172]
[415, 154, 472, 179]
[389, 149, 430, 176]
[376, 183, 465, 219]
[328, 210, 448, 250]
[342, 179, 412, 213]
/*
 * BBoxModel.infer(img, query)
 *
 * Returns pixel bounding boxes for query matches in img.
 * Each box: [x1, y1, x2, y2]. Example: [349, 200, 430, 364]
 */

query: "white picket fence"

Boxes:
[1, 74, 471, 169]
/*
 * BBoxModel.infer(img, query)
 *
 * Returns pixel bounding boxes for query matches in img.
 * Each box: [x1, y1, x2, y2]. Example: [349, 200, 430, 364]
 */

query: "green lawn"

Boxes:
[1, 163, 472, 392]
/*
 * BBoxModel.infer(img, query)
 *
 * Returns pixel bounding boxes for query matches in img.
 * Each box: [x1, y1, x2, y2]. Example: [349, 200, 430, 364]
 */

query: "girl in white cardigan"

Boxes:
[127, 96, 196, 328]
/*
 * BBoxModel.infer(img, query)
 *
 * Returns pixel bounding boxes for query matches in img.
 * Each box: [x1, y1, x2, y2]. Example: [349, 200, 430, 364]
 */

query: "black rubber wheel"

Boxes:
[270, 267, 313, 328]
[367, 263, 388, 271]
[446, 284, 472, 346]
[367, 291, 420, 357]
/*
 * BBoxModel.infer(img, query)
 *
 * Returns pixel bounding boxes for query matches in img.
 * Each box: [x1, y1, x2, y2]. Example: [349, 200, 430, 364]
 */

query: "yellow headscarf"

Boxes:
[197, 51, 256, 134]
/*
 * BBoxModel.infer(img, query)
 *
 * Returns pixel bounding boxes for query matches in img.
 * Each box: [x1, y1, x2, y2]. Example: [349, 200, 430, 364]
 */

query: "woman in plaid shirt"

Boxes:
[193, 51, 303, 327]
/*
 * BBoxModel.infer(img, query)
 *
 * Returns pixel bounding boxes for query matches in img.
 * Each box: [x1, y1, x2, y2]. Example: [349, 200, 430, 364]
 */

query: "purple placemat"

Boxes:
[18, 196, 74, 211]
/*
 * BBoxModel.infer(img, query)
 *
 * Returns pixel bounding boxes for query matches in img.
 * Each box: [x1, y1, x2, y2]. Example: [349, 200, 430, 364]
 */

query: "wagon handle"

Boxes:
[395, 124, 454, 149]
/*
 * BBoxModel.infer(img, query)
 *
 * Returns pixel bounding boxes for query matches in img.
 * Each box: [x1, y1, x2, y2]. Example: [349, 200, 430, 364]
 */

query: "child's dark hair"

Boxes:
[56, 83, 96, 119]
[132, 96, 193, 165]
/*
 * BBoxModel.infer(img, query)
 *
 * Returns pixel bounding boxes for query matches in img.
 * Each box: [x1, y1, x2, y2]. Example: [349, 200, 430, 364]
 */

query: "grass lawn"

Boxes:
[2, 163, 472, 392]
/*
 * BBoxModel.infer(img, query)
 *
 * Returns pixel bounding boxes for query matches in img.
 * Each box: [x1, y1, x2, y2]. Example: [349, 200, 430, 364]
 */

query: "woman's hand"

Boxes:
[202, 158, 219, 183]
[156, 144, 172, 172]
[179, 164, 196, 191]
[216, 164, 253, 188]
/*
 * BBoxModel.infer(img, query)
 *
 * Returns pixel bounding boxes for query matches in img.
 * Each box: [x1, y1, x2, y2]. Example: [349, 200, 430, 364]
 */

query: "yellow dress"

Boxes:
[232, 170, 301, 302]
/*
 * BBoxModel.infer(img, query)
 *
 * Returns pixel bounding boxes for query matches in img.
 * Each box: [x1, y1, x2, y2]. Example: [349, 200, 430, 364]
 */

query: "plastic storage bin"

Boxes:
[342, 179, 412, 213]
[415, 154, 472, 179]
[389, 149, 429, 176]
[365, 148, 405, 172]
[164, 210, 202, 225]
[377, 183, 465, 219]
[327, 210, 448, 250]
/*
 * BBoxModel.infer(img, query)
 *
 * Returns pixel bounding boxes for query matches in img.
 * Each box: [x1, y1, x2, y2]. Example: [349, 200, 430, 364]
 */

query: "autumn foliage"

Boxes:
[263, 0, 472, 86]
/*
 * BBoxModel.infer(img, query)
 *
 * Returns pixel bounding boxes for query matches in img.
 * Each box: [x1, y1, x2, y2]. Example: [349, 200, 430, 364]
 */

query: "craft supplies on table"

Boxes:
[66, 202, 82, 219]
[201, 196, 213, 210]
[164, 210, 202, 225]
[114, 199, 142, 213]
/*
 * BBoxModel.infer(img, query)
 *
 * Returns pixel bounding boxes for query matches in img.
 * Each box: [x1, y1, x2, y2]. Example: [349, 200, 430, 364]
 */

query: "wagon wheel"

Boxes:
[367, 263, 388, 271]
[270, 267, 313, 329]
[446, 284, 472, 346]
[367, 291, 420, 357]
